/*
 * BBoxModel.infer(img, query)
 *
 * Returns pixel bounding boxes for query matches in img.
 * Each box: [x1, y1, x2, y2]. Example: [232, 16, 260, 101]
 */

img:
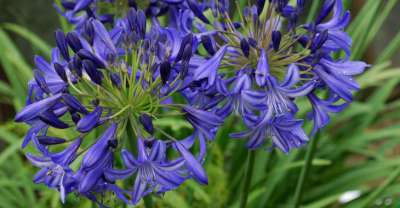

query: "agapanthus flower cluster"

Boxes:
[16, 0, 368, 206]
[190, 0, 368, 152]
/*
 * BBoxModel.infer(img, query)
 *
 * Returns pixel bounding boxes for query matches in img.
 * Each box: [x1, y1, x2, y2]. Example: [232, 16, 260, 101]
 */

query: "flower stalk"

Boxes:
[240, 150, 256, 208]
[293, 133, 321, 207]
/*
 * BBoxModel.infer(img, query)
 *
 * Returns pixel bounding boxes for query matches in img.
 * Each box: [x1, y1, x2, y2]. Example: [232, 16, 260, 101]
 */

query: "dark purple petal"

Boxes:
[33, 70, 51, 94]
[110, 73, 122, 88]
[39, 111, 69, 129]
[139, 114, 154, 135]
[77, 49, 106, 68]
[175, 34, 193, 63]
[55, 29, 70, 61]
[82, 59, 103, 85]
[37, 136, 66, 145]
[240, 38, 250, 57]
[201, 35, 216, 55]
[73, 0, 93, 12]
[187, 0, 210, 24]
[76, 106, 102, 133]
[160, 61, 171, 85]
[66, 31, 83, 53]
[272, 31, 282, 51]
[15, 94, 62, 122]
[62, 94, 89, 114]
[53, 62, 68, 82]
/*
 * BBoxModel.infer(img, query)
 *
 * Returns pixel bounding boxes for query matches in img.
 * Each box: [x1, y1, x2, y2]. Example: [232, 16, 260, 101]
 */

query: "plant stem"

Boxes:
[240, 150, 256, 208]
[359, 165, 400, 207]
[293, 133, 320, 208]
[306, 1, 321, 23]
[144, 195, 154, 208]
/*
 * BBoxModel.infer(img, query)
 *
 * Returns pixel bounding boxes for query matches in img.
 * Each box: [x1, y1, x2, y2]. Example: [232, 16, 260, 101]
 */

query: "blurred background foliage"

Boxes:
[1, 0, 400, 207]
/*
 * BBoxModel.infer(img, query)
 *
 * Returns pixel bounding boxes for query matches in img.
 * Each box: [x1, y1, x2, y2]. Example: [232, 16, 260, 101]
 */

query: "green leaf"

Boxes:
[2, 23, 52, 58]
[376, 29, 400, 64]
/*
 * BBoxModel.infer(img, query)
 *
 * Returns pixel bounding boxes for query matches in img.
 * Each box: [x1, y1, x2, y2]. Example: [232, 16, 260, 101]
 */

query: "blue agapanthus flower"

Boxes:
[190, 0, 368, 152]
[54, 0, 212, 33]
[16, 7, 222, 205]
[17, 0, 368, 206]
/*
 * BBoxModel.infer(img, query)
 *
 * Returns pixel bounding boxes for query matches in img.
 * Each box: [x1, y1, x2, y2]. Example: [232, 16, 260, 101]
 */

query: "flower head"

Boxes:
[189, 0, 368, 152]
[17, 7, 221, 205]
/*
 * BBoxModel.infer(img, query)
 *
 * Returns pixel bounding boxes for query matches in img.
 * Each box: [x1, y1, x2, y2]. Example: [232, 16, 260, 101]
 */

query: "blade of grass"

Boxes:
[2, 23, 52, 58]
[354, 165, 400, 207]
[376, 29, 400, 64]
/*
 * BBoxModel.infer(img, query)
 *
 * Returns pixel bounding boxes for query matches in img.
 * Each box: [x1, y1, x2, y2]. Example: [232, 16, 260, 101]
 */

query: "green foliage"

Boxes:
[1, 1, 400, 207]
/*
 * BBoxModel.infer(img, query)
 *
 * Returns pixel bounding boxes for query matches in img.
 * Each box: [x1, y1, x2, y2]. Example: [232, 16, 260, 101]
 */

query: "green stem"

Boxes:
[293, 133, 320, 208]
[240, 150, 256, 208]
[358, 165, 400, 207]
[143, 195, 154, 208]
[306, 1, 321, 23]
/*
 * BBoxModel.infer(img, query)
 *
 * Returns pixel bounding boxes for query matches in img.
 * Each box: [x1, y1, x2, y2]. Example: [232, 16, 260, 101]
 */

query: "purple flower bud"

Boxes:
[240, 38, 250, 57]
[54, 62, 68, 82]
[82, 59, 103, 85]
[248, 38, 258, 48]
[73, 0, 93, 12]
[136, 10, 146, 38]
[315, 0, 335, 25]
[39, 110, 69, 129]
[181, 61, 189, 79]
[76, 106, 102, 133]
[272, 31, 282, 51]
[62, 94, 89, 114]
[61, 1, 76, 10]
[15, 94, 62, 122]
[201, 35, 216, 55]
[187, 0, 210, 24]
[71, 112, 81, 124]
[69, 56, 83, 77]
[181, 44, 193, 62]
[55, 29, 70, 61]
[77, 49, 106, 68]
[160, 61, 171, 85]
[176, 34, 193, 63]
[110, 73, 122, 88]
[139, 114, 154, 135]
[66, 32, 82, 53]
[257, 0, 266, 15]
[108, 139, 118, 149]
[33, 70, 51, 94]
[37, 136, 66, 145]
[312, 30, 329, 51]
[127, 8, 137, 31]
[83, 21, 95, 44]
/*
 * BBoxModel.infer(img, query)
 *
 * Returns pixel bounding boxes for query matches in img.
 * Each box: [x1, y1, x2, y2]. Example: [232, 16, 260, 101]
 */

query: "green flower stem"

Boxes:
[240, 150, 256, 208]
[359, 165, 400, 207]
[306, 1, 321, 23]
[143, 195, 154, 208]
[293, 133, 321, 208]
